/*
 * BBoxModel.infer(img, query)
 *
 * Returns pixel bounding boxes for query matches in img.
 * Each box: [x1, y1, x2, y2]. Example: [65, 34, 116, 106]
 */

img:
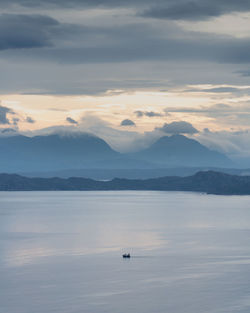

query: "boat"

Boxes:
[122, 253, 130, 258]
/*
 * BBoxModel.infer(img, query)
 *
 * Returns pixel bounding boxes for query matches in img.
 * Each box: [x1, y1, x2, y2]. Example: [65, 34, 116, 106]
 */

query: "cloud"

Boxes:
[237, 69, 250, 77]
[120, 119, 136, 126]
[0, 0, 147, 9]
[20, 115, 250, 161]
[135, 110, 163, 118]
[66, 117, 78, 125]
[141, 1, 250, 21]
[15, 110, 250, 161]
[156, 121, 199, 134]
[196, 129, 250, 165]
[26, 116, 35, 123]
[0, 105, 13, 124]
[164, 103, 240, 115]
[142, 2, 221, 21]
[0, 14, 60, 50]
[0, 105, 37, 127]
[186, 86, 250, 93]
[1, 1, 250, 98]
[2, 10, 250, 96]
[164, 103, 250, 127]
[164, 103, 233, 114]
[0, 13, 100, 52]
[26, 114, 161, 153]
[2, 0, 250, 21]
[3, 13, 250, 66]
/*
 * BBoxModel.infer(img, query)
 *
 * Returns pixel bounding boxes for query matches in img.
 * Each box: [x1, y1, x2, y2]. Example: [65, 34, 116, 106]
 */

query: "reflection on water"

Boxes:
[3, 230, 163, 267]
[1, 191, 250, 313]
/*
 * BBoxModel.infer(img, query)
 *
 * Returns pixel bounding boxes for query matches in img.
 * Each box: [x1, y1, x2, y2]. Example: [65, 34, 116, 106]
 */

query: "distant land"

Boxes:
[0, 133, 233, 173]
[1, 171, 250, 195]
[21, 167, 250, 180]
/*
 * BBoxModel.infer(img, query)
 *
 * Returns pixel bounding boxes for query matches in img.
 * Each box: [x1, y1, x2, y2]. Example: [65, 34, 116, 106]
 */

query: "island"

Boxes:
[0, 171, 250, 195]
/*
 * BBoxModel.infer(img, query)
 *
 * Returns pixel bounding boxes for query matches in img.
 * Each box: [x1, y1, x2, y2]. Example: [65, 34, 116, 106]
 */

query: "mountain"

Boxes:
[0, 133, 233, 172]
[0, 133, 121, 172]
[131, 135, 233, 167]
[0, 171, 250, 195]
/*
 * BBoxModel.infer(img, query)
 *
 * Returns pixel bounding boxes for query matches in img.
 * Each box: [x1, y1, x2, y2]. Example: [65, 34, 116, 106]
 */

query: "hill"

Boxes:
[1, 171, 250, 195]
[21, 167, 250, 180]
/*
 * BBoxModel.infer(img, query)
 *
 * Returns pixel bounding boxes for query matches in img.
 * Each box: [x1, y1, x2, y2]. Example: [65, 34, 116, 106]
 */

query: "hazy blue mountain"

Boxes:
[0, 133, 157, 172]
[1, 171, 250, 195]
[0, 133, 233, 172]
[131, 134, 233, 167]
[0, 133, 119, 172]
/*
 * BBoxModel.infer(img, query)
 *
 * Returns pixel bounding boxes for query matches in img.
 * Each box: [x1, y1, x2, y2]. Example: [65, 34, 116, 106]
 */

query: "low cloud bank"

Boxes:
[2, 113, 250, 163]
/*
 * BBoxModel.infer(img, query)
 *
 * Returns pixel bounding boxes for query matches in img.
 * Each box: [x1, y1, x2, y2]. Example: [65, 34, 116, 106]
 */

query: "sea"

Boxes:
[1, 191, 250, 313]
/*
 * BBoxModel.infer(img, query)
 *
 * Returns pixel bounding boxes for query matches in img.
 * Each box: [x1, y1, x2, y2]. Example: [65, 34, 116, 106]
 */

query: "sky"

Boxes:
[1, 0, 250, 159]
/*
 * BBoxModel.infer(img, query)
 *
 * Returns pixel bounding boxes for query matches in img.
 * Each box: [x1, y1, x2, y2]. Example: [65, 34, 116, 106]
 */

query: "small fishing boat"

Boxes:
[122, 253, 130, 258]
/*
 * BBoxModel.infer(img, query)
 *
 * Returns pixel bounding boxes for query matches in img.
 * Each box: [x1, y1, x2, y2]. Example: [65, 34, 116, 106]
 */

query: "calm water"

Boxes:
[1, 191, 250, 313]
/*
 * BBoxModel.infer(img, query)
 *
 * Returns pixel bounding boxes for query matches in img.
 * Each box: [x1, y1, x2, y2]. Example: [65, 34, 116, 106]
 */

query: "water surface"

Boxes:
[1, 191, 250, 313]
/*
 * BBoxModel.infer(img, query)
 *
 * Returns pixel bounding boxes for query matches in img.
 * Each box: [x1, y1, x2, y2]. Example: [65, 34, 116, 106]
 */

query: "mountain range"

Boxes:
[0, 133, 233, 173]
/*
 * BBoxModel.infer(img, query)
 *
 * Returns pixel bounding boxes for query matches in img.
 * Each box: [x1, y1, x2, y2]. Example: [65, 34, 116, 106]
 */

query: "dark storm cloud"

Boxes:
[2, 0, 250, 21]
[0, 105, 13, 124]
[0, 0, 157, 9]
[156, 121, 199, 134]
[0, 14, 164, 53]
[66, 117, 78, 125]
[0, 0, 136, 8]
[1, 3, 250, 96]
[0, 14, 60, 50]
[120, 119, 136, 126]
[2, 17, 250, 66]
[135, 110, 163, 117]
[0, 13, 93, 51]
[0, 32, 214, 62]
[1, 11, 250, 66]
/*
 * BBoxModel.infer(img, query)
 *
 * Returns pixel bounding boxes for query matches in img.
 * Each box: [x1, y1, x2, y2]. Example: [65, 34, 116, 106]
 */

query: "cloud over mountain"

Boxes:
[120, 119, 136, 126]
[156, 121, 199, 135]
